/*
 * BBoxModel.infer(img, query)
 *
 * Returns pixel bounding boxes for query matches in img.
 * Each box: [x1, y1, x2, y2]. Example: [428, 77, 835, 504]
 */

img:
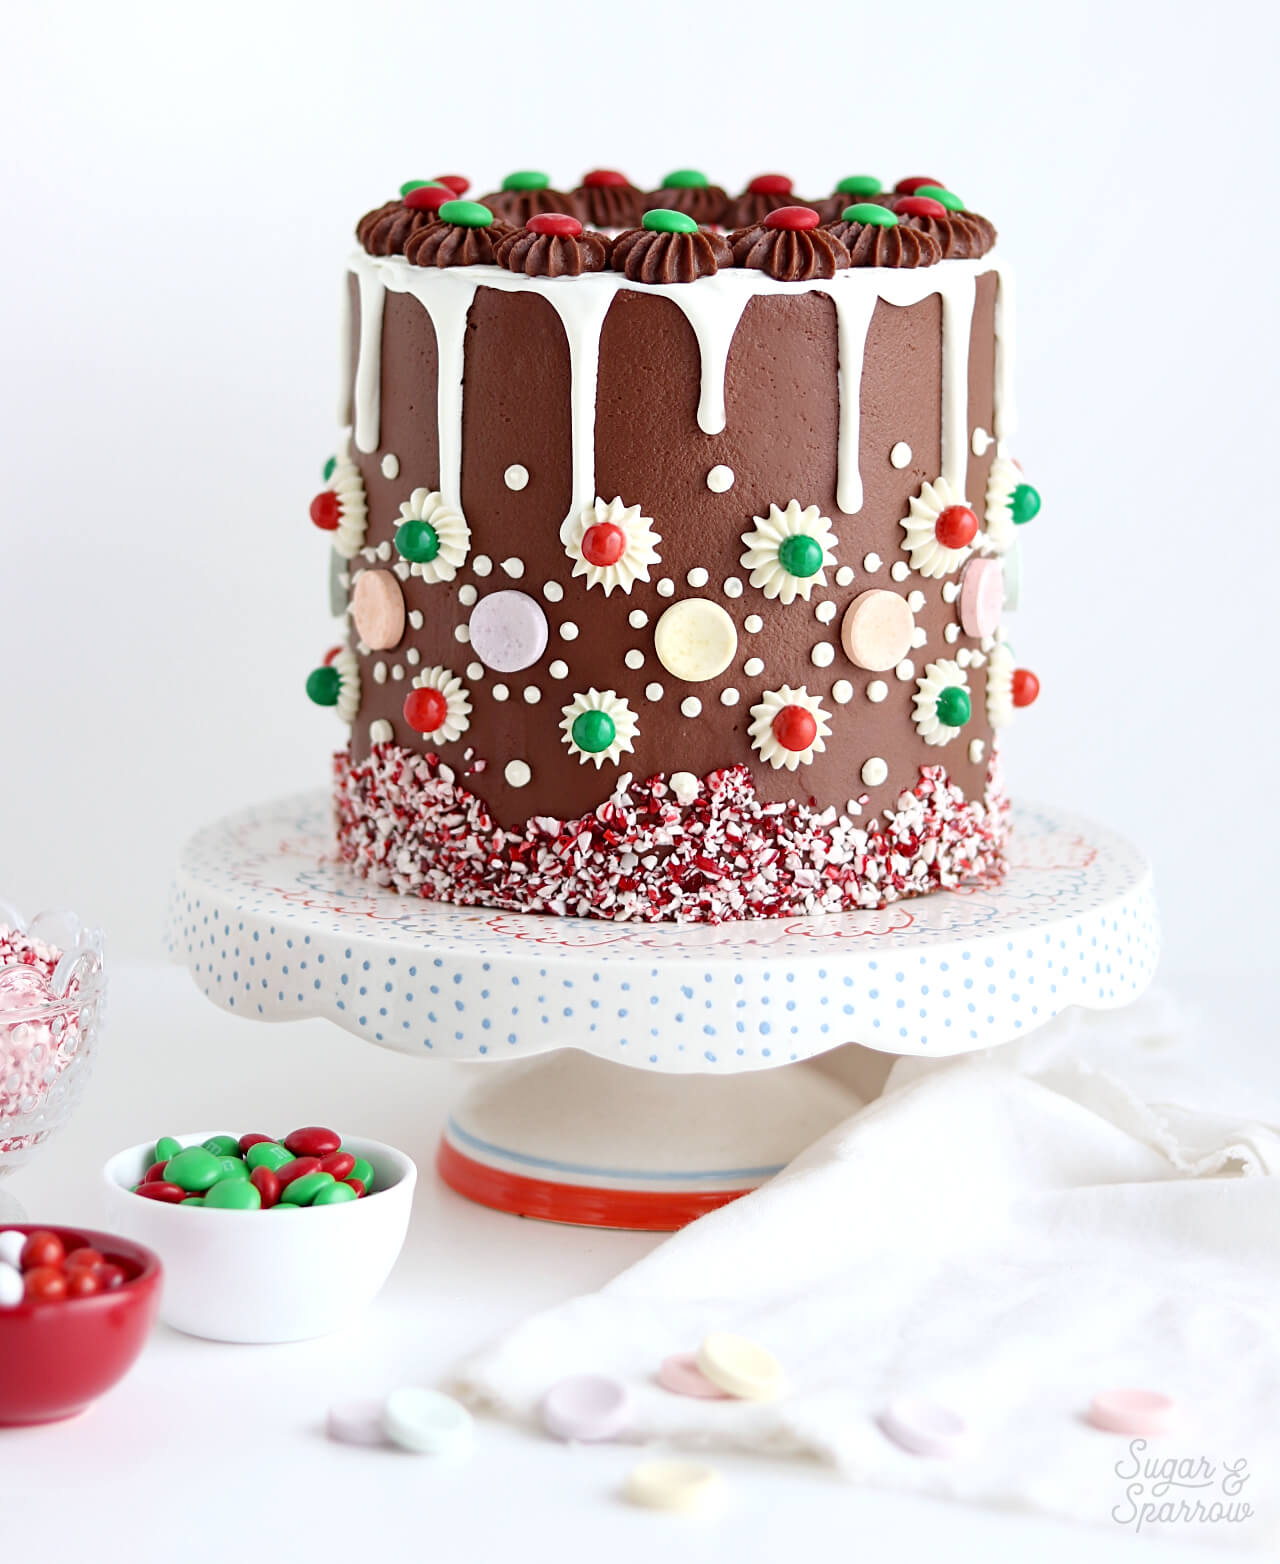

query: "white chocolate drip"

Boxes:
[346, 253, 1013, 530]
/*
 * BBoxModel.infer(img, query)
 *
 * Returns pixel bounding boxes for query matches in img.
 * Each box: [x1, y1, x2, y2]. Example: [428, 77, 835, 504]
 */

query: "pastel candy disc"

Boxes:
[1087, 1388, 1178, 1437]
[351, 569, 406, 650]
[658, 1352, 730, 1400]
[695, 1331, 783, 1401]
[326, 1398, 388, 1446]
[654, 598, 738, 682]
[624, 1459, 723, 1513]
[468, 590, 549, 673]
[958, 557, 1003, 639]
[539, 1373, 631, 1442]
[878, 1396, 968, 1458]
[381, 1387, 474, 1456]
[840, 590, 916, 671]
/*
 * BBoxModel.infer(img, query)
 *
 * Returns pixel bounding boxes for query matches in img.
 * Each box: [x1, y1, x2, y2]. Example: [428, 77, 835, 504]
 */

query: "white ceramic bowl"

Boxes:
[102, 1132, 416, 1343]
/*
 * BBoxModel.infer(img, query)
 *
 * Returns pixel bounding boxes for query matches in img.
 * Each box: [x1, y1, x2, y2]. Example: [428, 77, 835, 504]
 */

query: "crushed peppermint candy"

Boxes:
[0, 925, 85, 1153]
[334, 747, 1008, 925]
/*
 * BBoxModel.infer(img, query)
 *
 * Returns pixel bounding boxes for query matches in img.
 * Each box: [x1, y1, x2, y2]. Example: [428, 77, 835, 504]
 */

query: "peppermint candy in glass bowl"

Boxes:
[0, 902, 106, 1176]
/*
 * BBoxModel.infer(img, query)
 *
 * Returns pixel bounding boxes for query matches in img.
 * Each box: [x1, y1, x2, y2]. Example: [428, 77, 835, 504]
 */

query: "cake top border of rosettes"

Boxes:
[355, 170, 997, 280]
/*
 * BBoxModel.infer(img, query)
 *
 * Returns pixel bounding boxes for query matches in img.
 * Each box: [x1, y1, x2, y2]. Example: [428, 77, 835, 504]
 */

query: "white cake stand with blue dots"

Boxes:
[167, 792, 1157, 1229]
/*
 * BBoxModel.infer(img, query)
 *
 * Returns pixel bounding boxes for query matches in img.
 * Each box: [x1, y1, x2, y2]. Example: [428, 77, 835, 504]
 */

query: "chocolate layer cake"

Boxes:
[304, 170, 1041, 921]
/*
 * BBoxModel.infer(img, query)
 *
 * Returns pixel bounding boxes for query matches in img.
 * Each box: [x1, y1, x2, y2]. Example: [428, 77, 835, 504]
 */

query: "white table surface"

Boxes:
[2, 962, 1273, 1563]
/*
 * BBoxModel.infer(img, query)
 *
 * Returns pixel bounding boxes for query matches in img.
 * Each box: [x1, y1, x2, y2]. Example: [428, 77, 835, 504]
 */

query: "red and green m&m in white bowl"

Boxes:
[103, 1129, 416, 1344]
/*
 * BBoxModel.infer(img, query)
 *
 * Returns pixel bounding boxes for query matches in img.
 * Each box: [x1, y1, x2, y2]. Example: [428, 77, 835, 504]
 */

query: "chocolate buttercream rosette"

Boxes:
[825, 202, 942, 267]
[722, 173, 807, 229]
[643, 168, 728, 226]
[894, 188, 997, 258]
[612, 209, 731, 283]
[403, 200, 515, 268]
[357, 181, 455, 256]
[572, 169, 644, 230]
[810, 173, 893, 222]
[477, 170, 582, 226]
[730, 205, 850, 281]
[496, 213, 611, 277]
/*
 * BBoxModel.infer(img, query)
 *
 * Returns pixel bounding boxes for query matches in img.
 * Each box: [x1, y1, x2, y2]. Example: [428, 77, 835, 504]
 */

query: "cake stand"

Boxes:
[167, 793, 1157, 1229]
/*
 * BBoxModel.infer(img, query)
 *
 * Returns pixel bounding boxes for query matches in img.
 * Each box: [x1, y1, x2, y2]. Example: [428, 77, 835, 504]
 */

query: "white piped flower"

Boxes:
[335, 647, 361, 725]
[985, 641, 1015, 729]
[561, 497, 662, 595]
[912, 658, 970, 746]
[901, 477, 976, 578]
[328, 433, 368, 560]
[747, 684, 832, 771]
[409, 664, 472, 745]
[983, 457, 1022, 554]
[560, 688, 639, 768]
[397, 488, 471, 584]
[740, 501, 838, 604]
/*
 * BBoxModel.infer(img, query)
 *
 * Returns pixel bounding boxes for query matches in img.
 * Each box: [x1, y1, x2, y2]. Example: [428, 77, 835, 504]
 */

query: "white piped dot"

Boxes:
[835, 566, 855, 587]
[629, 609, 648, 629]
[408, 609, 424, 629]
[549, 659, 569, 679]
[624, 649, 644, 669]
[863, 553, 882, 573]
[501, 557, 524, 579]
[724, 577, 743, 598]
[891, 561, 910, 582]
[543, 581, 564, 603]
[394, 561, 411, 581]
[370, 717, 393, 744]
[504, 464, 529, 491]
[744, 656, 764, 677]
[406, 647, 420, 665]
[895, 660, 914, 681]
[862, 756, 889, 786]
[687, 567, 709, 588]
[867, 679, 888, 702]
[745, 615, 763, 634]
[942, 582, 960, 603]
[720, 687, 739, 707]
[391, 664, 405, 680]
[681, 697, 702, 718]
[646, 682, 664, 702]
[560, 622, 579, 641]
[890, 442, 912, 469]
[911, 626, 928, 648]
[972, 427, 993, 457]
[832, 679, 853, 704]
[459, 584, 478, 607]
[505, 759, 531, 787]
[454, 625, 470, 643]
[492, 684, 509, 702]
[969, 738, 986, 763]
[373, 662, 388, 684]
[706, 464, 735, 493]
[376, 541, 392, 561]
[380, 452, 399, 480]
[944, 623, 960, 643]
[523, 685, 541, 704]
[811, 643, 835, 667]
[907, 590, 926, 612]
[815, 600, 837, 624]
[657, 578, 675, 598]
[473, 555, 492, 577]
[957, 648, 972, 667]
[467, 662, 484, 681]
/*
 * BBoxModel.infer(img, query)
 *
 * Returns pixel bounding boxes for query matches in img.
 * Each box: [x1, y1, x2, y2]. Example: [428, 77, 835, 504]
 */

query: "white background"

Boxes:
[2, 0, 1278, 976]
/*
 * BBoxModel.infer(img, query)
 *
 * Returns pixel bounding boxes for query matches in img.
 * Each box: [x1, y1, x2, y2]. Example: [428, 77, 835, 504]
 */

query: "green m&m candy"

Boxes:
[642, 208, 697, 235]
[311, 1181, 359, 1206]
[204, 1179, 262, 1210]
[282, 1170, 336, 1205]
[913, 185, 965, 211]
[349, 1156, 374, 1190]
[202, 1135, 240, 1158]
[306, 666, 341, 707]
[214, 1155, 250, 1181]
[571, 709, 617, 755]
[661, 169, 708, 189]
[1011, 483, 1041, 524]
[164, 1146, 222, 1192]
[154, 1136, 182, 1164]
[502, 170, 549, 191]
[395, 518, 440, 563]
[777, 534, 825, 579]
[438, 199, 494, 228]
[246, 1141, 295, 1173]
[836, 174, 882, 198]
[936, 686, 972, 728]
[842, 202, 897, 228]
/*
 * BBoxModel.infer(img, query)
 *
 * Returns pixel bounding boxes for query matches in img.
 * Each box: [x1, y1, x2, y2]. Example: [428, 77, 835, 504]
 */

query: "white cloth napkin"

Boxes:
[454, 992, 1280, 1543]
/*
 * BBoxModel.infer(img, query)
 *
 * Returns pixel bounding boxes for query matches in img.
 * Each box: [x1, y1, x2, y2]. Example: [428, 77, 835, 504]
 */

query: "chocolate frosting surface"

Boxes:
[403, 221, 514, 268]
[643, 184, 728, 225]
[900, 209, 997, 259]
[478, 186, 582, 225]
[573, 181, 644, 230]
[611, 226, 731, 283]
[825, 219, 942, 268]
[729, 223, 850, 280]
[357, 200, 439, 257]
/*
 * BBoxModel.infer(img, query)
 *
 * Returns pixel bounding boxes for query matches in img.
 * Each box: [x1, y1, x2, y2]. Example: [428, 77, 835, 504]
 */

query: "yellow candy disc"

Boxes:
[654, 598, 738, 683]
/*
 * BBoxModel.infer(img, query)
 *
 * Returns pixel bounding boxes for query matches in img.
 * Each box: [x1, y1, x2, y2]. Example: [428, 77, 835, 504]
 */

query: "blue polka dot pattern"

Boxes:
[167, 793, 1159, 1071]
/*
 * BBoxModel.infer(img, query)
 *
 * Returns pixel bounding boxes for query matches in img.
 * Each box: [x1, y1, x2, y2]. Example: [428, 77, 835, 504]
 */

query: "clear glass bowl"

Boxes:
[0, 901, 106, 1175]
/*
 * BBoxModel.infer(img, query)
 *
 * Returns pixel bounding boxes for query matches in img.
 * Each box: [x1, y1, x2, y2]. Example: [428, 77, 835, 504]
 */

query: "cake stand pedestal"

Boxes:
[167, 793, 1157, 1229]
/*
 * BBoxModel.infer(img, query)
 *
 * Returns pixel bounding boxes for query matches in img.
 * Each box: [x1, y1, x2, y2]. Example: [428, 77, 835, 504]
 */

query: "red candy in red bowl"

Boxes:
[0, 1224, 161, 1425]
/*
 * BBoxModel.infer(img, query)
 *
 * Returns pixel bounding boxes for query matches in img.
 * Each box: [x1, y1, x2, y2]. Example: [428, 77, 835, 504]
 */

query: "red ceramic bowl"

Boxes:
[0, 1224, 162, 1425]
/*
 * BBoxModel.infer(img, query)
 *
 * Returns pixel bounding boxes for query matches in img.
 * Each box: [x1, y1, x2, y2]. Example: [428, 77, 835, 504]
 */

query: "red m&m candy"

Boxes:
[935, 505, 979, 549]
[276, 1156, 322, 1189]
[1012, 669, 1040, 707]
[895, 196, 949, 220]
[238, 1132, 273, 1154]
[319, 1150, 357, 1182]
[404, 183, 454, 212]
[404, 686, 448, 734]
[748, 173, 793, 195]
[895, 175, 945, 195]
[764, 205, 821, 231]
[250, 1166, 281, 1208]
[134, 1180, 187, 1203]
[581, 521, 627, 568]
[772, 705, 818, 753]
[582, 168, 628, 188]
[527, 212, 583, 237]
[434, 174, 470, 196]
[309, 491, 340, 531]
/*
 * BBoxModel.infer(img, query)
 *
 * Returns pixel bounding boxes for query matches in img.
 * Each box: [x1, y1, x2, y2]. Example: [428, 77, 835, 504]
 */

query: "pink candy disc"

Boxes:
[841, 589, 915, 672]
[326, 1398, 388, 1447]
[539, 1373, 631, 1442]
[468, 590, 549, 673]
[351, 569, 406, 651]
[658, 1352, 730, 1400]
[1087, 1388, 1178, 1437]
[878, 1396, 968, 1458]
[958, 557, 1003, 638]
